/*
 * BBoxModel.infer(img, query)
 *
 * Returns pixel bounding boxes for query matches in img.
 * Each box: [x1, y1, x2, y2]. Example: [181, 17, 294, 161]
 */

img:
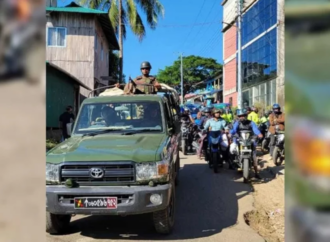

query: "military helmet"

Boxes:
[140, 61, 152, 69]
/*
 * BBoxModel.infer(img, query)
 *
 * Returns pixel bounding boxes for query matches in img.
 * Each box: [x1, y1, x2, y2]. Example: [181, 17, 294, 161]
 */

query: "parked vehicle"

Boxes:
[46, 85, 180, 235]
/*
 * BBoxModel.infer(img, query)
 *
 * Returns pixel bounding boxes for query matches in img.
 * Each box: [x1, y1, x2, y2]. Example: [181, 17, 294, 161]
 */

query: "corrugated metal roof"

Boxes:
[46, 6, 107, 14]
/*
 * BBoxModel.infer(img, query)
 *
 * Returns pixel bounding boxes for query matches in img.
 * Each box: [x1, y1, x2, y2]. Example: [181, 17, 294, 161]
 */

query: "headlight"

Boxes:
[46, 163, 60, 184]
[240, 132, 251, 140]
[136, 160, 169, 182]
[278, 134, 285, 142]
[211, 137, 219, 144]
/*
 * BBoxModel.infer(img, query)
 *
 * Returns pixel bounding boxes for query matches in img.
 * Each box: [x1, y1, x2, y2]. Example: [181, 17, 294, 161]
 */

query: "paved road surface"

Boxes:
[46, 152, 265, 242]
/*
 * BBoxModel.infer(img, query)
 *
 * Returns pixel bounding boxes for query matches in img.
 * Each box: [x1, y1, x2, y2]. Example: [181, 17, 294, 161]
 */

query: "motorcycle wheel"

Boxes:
[273, 146, 284, 166]
[182, 139, 187, 155]
[261, 139, 268, 152]
[213, 152, 218, 173]
[243, 158, 249, 183]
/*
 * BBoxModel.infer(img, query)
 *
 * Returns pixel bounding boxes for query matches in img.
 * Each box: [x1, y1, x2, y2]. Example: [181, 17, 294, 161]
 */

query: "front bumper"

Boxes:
[46, 184, 171, 215]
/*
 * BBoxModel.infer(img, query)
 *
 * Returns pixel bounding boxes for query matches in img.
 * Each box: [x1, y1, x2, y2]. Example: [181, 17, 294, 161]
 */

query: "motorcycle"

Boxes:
[206, 130, 223, 173]
[231, 130, 254, 183]
[181, 120, 193, 155]
[273, 126, 285, 166]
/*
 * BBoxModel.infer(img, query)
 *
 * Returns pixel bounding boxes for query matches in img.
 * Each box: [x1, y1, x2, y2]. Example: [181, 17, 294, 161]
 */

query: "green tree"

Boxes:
[78, 0, 164, 83]
[157, 55, 223, 86]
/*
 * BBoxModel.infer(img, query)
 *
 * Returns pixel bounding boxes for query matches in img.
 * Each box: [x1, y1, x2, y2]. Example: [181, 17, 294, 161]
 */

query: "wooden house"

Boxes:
[46, 1, 119, 102]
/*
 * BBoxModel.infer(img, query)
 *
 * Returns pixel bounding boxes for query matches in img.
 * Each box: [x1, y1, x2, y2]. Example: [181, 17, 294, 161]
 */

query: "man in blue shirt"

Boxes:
[204, 109, 227, 131]
[202, 109, 227, 165]
[229, 109, 263, 179]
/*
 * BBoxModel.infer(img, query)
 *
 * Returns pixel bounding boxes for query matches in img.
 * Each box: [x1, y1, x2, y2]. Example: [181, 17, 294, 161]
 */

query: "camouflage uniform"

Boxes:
[133, 75, 159, 94]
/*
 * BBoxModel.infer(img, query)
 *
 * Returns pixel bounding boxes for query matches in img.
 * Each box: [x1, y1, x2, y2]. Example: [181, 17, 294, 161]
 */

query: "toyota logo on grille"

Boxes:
[90, 168, 104, 179]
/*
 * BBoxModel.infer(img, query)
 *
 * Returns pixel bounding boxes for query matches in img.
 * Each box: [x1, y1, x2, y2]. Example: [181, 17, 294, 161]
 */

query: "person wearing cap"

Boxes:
[229, 109, 263, 179]
[59, 105, 75, 141]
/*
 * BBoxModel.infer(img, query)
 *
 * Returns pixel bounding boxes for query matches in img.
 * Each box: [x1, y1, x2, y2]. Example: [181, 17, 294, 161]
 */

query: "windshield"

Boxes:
[73, 101, 164, 135]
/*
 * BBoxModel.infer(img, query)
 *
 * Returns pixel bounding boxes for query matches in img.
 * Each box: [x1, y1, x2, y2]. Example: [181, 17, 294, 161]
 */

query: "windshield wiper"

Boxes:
[121, 129, 160, 135]
[82, 129, 122, 137]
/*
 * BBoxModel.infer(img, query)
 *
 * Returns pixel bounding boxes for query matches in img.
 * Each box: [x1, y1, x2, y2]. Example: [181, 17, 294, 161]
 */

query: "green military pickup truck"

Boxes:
[46, 90, 181, 235]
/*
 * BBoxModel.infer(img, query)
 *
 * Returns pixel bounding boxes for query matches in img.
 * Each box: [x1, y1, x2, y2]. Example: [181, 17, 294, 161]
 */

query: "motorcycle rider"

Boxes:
[229, 109, 263, 179]
[268, 104, 285, 159]
[247, 107, 260, 125]
[203, 109, 227, 166]
[181, 107, 194, 152]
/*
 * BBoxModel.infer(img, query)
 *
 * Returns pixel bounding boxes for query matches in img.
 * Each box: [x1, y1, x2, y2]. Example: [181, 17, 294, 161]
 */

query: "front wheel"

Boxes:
[273, 146, 284, 166]
[243, 158, 250, 183]
[182, 139, 187, 155]
[46, 212, 71, 234]
[153, 183, 175, 234]
[213, 152, 219, 173]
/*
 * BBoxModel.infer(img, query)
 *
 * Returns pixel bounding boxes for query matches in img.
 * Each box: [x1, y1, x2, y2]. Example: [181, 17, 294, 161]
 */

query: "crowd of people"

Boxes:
[180, 102, 285, 179]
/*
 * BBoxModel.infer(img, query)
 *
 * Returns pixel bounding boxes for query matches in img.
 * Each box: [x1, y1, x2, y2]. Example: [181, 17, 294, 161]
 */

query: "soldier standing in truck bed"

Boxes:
[118, 61, 161, 94]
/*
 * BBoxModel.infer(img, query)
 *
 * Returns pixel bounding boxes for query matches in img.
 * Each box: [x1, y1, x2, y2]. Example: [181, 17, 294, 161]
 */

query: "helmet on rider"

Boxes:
[246, 107, 252, 113]
[272, 103, 281, 114]
[204, 108, 211, 114]
[212, 109, 221, 118]
[236, 109, 248, 122]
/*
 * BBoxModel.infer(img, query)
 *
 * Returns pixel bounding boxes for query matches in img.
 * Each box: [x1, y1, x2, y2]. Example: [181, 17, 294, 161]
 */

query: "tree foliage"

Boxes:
[157, 55, 223, 86]
[78, 0, 164, 41]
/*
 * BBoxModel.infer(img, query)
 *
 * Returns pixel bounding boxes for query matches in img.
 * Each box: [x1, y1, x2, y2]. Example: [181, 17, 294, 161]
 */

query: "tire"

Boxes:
[175, 151, 180, 186]
[273, 146, 284, 166]
[261, 139, 268, 152]
[182, 139, 187, 155]
[46, 212, 71, 234]
[243, 159, 250, 183]
[153, 183, 175, 234]
[213, 152, 218, 173]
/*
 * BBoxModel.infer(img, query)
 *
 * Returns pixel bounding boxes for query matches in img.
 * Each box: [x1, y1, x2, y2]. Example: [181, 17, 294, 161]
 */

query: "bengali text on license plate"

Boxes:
[74, 197, 118, 209]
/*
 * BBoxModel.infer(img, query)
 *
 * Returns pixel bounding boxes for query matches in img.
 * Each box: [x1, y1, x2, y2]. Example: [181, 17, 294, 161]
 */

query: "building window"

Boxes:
[47, 27, 67, 47]
[241, 28, 277, 89]
[101, 43, 104, 61]
[241, 0, 277, 45]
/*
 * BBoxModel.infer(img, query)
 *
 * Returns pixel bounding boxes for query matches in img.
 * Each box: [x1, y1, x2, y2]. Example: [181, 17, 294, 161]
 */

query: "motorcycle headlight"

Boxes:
[240, 132, 251, 141]
[136, 159, 169, 182]
[46, 163, 60, 184]
[211, 137, 219, 144]
[278, 134, 285, 142]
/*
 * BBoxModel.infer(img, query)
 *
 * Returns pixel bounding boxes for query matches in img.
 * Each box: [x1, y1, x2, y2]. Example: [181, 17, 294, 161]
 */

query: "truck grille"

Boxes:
[59, 162, 135, 185]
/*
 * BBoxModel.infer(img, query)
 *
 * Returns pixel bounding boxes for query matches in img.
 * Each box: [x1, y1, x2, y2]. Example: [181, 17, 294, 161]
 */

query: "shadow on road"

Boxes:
[61, 163, 253, 240]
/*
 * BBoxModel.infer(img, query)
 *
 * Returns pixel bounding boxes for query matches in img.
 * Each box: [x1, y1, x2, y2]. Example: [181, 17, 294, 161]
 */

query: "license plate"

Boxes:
[74, 197, 118, 209]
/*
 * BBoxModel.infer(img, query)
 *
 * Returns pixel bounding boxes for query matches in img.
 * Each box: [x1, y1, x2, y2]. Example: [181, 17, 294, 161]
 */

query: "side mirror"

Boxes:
[168, 126, 175, 135]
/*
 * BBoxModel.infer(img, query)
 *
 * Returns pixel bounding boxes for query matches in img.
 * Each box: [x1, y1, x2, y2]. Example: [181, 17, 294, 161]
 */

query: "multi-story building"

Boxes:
[222, 0, 284, 109]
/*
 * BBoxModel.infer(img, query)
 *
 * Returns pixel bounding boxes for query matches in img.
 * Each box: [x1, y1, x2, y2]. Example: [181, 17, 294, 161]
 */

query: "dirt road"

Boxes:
[46, 153, 265, 242]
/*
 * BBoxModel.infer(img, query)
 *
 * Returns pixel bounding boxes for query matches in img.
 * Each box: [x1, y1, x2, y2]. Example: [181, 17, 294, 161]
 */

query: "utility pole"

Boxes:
[180, 53, 184, 105]
[237, 0, 242, 109]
